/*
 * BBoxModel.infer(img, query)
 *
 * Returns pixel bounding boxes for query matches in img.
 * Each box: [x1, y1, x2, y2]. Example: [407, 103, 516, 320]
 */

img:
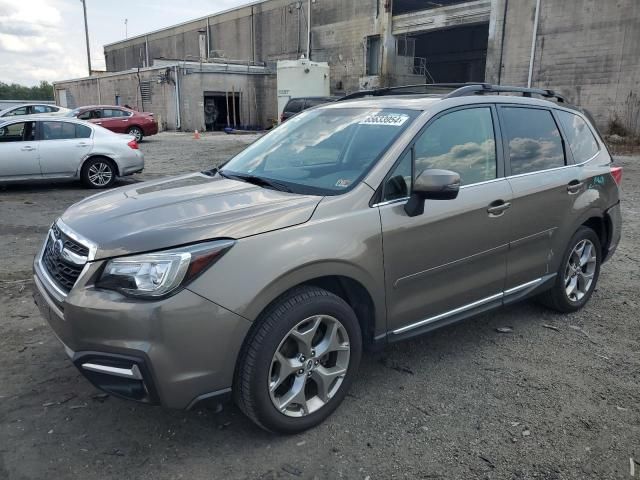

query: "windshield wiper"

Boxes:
[220, 171, 293, 193]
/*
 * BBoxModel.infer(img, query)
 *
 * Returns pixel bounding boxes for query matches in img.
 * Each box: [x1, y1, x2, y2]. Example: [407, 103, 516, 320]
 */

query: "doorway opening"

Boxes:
[410, 23, 489, 83]
[203, 92, 241, 131]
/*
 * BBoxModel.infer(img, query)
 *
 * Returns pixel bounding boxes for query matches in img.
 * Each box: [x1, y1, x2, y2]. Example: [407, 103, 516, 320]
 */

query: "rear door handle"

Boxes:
[21, 146, 36, 151]
[76, 142, 90, 147]
[567, 180, 584, 194]
[487, 200, 512, 217]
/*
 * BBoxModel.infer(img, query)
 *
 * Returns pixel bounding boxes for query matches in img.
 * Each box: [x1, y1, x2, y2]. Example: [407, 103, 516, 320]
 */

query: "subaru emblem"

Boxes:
[53, 238, 64, 257]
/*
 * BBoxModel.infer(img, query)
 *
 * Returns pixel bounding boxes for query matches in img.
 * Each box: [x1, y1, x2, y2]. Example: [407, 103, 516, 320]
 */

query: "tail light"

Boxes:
[610, 166, 623, 186]
[127, 139, 139, 150]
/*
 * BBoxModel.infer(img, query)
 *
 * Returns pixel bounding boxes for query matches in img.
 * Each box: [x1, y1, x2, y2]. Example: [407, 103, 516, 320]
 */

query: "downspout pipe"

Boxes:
[174, 65, 181, 130]
[527, 0, 541, 87]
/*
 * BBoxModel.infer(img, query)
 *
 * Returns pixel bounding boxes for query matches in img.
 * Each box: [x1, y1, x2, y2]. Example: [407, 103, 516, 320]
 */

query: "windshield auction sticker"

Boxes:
[359, 113, 409, 127]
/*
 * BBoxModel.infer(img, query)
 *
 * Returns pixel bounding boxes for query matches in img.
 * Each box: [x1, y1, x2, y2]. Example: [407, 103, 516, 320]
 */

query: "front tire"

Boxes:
[540, 226, 602, 313]
[81, 157, 116, 189]
[234, 286, 362, 434]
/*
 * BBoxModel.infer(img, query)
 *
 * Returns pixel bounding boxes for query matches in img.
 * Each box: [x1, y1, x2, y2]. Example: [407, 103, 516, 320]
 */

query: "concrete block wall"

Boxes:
[487, 0, 640, 133]
[103, 0, 380, 95]
[55, 68, 178, 130]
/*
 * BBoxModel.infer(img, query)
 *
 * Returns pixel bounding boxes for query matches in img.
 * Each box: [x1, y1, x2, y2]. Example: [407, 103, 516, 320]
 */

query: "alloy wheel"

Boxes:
[564, 239, 597, 302]
[88, 162, 113, 187]
[268, 315, 350, 417]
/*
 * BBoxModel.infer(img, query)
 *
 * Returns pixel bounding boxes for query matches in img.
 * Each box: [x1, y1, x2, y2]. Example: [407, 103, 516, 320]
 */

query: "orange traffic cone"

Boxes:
[193, 130, 201, 139]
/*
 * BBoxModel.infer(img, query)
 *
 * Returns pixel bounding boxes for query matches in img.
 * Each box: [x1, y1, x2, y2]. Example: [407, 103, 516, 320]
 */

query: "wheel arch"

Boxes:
[78, 154, 120, 177]
[245, 269, 383, 350]
[580, 215, 610, 258]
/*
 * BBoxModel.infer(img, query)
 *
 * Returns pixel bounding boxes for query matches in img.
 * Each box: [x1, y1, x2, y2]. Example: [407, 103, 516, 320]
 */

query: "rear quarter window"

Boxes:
[556, 110, 599, 162]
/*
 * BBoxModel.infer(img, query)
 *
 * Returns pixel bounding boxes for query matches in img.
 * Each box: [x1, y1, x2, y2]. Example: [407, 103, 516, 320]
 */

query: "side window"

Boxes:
[414, 107, 497, 185]
[77, 111, 91, 120]
[32, 105, 48, 114]
[75, 124, 92, 139]
[383, 149, 412, 201]
[0, 122, 35, 142]
[41, 121, 76, 140]
[101, 109, 114, 118]
[501, 107, 565, 175]
[6, 106, 28, 117]
[285, 99, 304, 113]
[556, 110, 599, 162]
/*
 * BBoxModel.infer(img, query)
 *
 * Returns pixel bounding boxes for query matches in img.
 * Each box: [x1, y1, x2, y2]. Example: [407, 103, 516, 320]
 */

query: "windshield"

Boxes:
[221, 107, 419, 195]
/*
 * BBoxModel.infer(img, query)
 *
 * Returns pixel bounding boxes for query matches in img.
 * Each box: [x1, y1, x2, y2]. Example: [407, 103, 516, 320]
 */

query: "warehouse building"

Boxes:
[54, 0, 640, 135]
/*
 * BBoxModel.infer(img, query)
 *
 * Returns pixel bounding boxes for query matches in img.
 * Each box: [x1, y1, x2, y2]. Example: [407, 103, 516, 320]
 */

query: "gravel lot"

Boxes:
[0, 132, 638, 480]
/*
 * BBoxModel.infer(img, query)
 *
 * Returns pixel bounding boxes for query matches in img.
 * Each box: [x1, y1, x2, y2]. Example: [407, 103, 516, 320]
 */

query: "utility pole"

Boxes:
[306, 0, 311, 60]
[81, 0, 92, 76]
[125, 18, 128, 39]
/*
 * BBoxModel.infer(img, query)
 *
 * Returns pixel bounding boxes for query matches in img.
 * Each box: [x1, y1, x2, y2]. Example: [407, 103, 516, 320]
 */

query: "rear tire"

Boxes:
[233, 286, 362, 434]
[539, 226, 601, 313]
[127, 126, 143, 142]
[81, 157, 116, 189]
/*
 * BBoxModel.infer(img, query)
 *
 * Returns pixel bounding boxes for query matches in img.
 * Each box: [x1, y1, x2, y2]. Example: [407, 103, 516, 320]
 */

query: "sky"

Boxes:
[0, 0, 254, 86]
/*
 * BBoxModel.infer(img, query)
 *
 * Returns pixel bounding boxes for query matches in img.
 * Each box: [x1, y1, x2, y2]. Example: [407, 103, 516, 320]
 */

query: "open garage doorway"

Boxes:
[203, 92, 240, 131]
[411, 23, 489, 83]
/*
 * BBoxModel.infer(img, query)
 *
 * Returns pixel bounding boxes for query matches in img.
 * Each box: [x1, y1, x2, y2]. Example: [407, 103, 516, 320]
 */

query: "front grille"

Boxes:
[51, 223, 89, 257]
[41, 225, 88, 293]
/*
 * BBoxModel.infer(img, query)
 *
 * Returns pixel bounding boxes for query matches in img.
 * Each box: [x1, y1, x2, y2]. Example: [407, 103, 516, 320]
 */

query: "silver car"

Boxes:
[0, 103, 71, 118]
[32, 84, 622, 434]
[0, 116, 144, 188]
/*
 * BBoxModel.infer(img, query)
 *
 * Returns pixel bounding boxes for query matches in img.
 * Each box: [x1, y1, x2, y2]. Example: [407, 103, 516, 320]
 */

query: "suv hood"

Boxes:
[61, 173, 321, 259]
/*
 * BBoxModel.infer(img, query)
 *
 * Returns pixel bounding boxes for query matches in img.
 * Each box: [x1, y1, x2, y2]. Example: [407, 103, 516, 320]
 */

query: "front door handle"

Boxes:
[21, 146, 36, 151]
[567, 180, 584, 194]
[487, 200, 512, 217]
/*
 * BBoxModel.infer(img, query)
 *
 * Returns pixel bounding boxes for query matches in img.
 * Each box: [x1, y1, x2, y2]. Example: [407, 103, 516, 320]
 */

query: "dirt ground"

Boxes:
[0, 132, 638, 480]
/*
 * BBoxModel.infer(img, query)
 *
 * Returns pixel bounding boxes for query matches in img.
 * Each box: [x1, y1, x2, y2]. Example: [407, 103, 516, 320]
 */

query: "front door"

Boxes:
[379, 106, 511, 335]
[0, 121, 40, 179]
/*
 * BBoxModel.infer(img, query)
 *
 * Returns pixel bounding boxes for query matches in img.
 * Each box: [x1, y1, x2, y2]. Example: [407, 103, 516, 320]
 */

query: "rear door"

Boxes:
[38, 121, 93, 176]
[499, 105, 577, 291]
[0, 121, 40, 179]
[380, 105, 511, 335]
[99, 109, 127, 133]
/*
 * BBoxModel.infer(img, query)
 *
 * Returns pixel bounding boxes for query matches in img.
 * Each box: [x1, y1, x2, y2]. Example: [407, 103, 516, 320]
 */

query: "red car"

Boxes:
[68, 105, 158, 142]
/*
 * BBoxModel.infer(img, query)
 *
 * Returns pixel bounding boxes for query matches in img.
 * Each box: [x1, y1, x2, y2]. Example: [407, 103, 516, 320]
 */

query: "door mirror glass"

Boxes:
[404, 169, 460, 217]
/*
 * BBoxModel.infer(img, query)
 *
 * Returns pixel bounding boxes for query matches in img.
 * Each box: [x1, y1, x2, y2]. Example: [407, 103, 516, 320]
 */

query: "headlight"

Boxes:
[96, 240, 235, 299]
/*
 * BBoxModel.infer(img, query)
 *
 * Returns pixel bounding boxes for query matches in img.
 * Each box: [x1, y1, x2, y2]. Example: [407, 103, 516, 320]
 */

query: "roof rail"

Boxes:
[445, 83, 567, 103]
[338, 82, 567, 103]
[337, 83, 468, 101]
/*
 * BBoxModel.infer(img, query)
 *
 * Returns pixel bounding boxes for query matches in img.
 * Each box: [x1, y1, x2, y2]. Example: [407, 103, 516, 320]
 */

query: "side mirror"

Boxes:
[404, 169, 461, 217]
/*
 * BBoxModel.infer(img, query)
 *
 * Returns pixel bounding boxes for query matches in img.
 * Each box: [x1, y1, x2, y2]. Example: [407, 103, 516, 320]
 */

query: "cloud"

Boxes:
[0, 0, 259, 86]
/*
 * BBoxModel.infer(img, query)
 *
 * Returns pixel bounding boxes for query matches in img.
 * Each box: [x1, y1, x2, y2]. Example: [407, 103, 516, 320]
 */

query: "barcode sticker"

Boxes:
[359, 113, 409, 127]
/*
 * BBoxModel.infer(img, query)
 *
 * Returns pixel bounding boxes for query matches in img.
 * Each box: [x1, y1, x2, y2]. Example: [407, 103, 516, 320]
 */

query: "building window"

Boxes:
[366, 35, 381, 76]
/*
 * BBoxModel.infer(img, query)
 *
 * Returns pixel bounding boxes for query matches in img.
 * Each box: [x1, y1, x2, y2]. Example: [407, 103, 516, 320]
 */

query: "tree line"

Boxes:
[0, 81, 54, 101]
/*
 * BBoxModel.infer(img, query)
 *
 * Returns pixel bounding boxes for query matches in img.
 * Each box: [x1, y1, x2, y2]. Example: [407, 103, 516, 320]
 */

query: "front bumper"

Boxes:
[33, 249, 250, 409]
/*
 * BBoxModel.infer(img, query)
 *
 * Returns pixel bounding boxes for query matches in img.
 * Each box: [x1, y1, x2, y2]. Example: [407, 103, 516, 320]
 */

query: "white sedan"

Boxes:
[0, 117, 144, 188]
[0, 103, 71, 118]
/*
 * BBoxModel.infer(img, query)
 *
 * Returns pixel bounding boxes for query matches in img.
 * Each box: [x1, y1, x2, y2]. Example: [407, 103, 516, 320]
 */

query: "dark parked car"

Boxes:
[280, 96, 338, 123]
[68, 106, 158, 142]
